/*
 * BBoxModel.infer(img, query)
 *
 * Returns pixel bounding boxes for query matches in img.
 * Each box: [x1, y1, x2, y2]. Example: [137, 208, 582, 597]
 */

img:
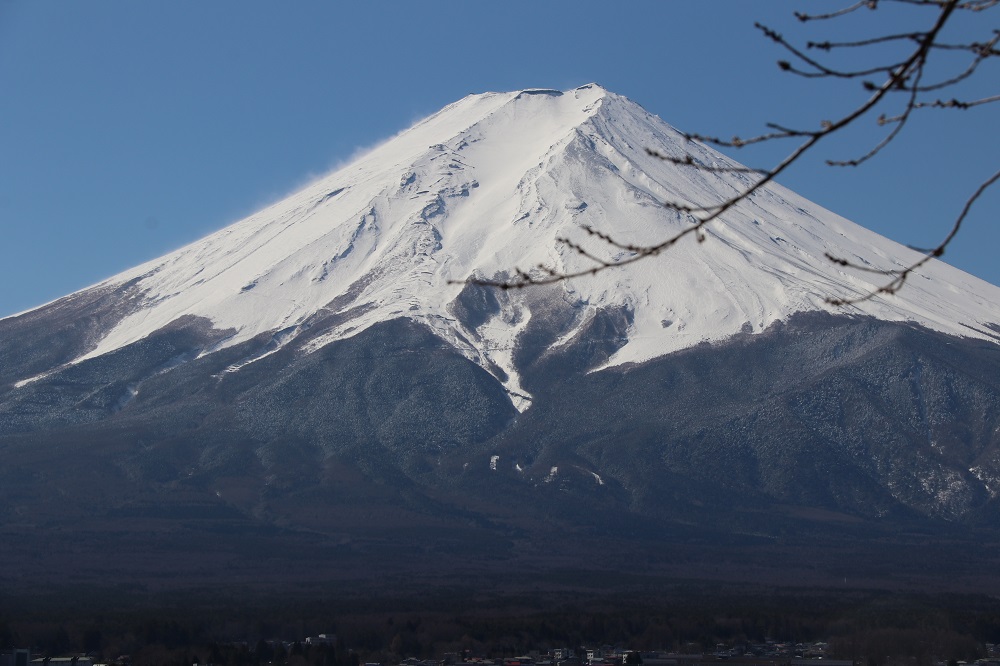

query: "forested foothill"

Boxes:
[3, 587, 1000, 666]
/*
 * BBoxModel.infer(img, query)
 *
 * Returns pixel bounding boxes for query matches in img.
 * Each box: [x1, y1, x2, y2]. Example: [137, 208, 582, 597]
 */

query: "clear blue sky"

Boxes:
[1, 1, 996, 317]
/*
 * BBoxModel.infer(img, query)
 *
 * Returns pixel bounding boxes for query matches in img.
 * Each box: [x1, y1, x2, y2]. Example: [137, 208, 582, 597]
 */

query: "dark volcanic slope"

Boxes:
[6, 86, 1000, 599]
[486, 311, 1000, 524]
[3, 312, 1000, 593]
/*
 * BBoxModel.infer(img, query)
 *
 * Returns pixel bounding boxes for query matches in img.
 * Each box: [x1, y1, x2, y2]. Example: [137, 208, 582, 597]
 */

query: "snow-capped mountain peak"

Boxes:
[12, 84, 1000, 405]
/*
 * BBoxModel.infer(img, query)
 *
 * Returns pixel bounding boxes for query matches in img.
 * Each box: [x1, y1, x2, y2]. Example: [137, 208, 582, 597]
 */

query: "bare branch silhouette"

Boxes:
[462, 0, 998, 304]
[826, 168, 1000, 305]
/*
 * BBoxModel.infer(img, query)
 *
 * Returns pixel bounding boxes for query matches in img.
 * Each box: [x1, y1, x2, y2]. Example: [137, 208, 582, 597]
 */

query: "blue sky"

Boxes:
[1, 1, 996, 317]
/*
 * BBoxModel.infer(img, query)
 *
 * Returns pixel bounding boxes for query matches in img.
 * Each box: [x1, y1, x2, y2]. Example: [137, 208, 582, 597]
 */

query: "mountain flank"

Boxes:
[3, 86, 1000, 594]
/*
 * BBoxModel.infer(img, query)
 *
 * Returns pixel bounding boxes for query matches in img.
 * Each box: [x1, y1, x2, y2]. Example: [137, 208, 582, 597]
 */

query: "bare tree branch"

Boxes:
[827, 61, 926, 166]
[826, 168, 1000, 305]
[913, 93, 1000, 108]
[758, 22, 910, 79]
[795, 1, 875, 22]
[458, 0, 997, 306]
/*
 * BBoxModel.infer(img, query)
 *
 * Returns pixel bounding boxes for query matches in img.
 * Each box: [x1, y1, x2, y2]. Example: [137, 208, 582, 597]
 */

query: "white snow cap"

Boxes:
[37, 84, 1000, 401]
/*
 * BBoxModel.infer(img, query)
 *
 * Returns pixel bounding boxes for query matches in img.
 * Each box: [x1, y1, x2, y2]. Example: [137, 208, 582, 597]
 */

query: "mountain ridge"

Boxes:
[7, 84, 1000, 406]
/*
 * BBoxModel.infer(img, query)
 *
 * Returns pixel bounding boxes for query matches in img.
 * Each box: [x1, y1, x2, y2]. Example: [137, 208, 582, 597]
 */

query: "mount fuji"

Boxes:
[4, 84, 1000, 593]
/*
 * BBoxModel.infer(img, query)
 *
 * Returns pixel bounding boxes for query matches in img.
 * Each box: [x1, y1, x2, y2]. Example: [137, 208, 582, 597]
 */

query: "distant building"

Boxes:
[306, 634, 337, 647]
[0, 649, 31, 666]
[30, 658, 94, 666]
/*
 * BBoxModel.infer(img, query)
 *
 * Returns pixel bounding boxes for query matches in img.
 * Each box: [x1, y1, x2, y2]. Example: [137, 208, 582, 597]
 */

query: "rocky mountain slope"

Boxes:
[3, 85, 1000, 593]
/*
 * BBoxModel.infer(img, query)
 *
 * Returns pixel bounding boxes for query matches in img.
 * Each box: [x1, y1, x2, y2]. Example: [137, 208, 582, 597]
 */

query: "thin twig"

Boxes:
[795, 1, 874, 22]
[644, 149, 767, 175]
[826, 168, 1000, 305]
[913, 93, 1000, 108]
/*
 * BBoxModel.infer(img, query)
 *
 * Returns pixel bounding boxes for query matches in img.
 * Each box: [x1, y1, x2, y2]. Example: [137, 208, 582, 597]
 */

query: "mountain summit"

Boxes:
[4, 86, 1000, 593]
[10, 84, 1000, 406]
